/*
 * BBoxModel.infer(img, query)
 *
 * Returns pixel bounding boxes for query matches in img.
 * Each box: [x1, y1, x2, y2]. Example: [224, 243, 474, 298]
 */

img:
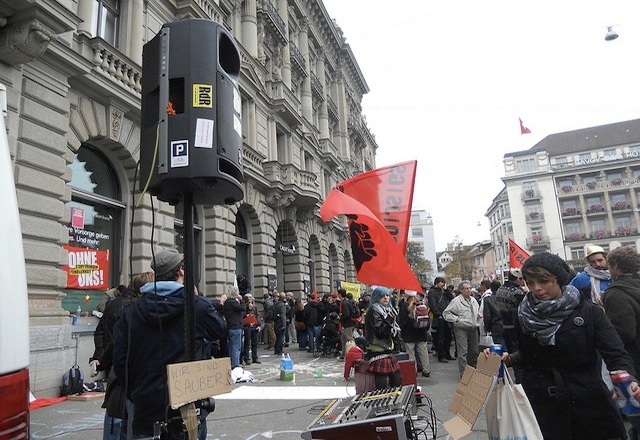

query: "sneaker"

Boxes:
[446, 355, 456, 360]
[422, 372, 431, 378]
[253, 359, 261, 364]
[438, 358, 448, 363]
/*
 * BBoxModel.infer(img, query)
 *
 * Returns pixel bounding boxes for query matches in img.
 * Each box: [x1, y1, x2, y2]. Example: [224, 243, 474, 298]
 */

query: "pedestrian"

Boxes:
[223, 286, 245, 369]
[603, 246, 640, 440]
[488, 252, 638, 440]
[242, 294, 261, 365]
[364, 286, 402, 389]
[304, 293, 323, 353]
[443, 281, 479, 377]
[112, 249, 226, 439]
[273, 292, 287, 355]
[293, 298, 308, 350]
[428, 277, 454, 362]
[344, 337, 367, 380]
[398, 290, 431, 377]
[569, 245, 611, 305]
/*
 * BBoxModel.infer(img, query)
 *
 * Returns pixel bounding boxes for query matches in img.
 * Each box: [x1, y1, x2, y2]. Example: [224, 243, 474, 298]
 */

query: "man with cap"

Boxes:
[570, 245, 611, 306]
[113, 249, 226, 440]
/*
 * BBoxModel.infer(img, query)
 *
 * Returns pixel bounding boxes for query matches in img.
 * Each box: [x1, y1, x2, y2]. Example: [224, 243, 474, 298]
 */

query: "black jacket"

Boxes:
[304, 301, 323, 327]
[223, 297, 245, 330]
[427, 286, 451, 318]
[511, 295, 634, 440]
[603, 273, 640, 373]
[112, 282, 226, 437]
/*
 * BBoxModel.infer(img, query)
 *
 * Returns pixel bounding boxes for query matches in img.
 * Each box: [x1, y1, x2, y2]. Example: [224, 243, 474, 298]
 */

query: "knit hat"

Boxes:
[151, 249, 183, 277]
[522, 252, 572, 287]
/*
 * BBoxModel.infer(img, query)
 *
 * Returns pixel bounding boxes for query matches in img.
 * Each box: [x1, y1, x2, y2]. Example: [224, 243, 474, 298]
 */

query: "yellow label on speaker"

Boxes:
[192, 84, 213, 108]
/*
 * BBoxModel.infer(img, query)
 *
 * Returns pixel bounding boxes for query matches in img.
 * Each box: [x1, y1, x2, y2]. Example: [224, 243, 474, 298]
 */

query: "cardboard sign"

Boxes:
[167, 357, 232, 409]
[443, 353, 501, 439]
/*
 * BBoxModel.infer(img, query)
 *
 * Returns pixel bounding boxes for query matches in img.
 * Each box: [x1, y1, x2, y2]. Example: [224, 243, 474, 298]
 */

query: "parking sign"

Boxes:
[171, 140, 189, 168]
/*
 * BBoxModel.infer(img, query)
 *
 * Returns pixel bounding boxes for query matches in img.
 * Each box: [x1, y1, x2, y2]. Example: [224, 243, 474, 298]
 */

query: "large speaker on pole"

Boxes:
[140, 19, 244, 205]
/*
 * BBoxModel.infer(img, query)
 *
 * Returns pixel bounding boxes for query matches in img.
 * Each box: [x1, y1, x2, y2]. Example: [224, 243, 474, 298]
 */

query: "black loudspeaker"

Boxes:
[140, 19, 244, 205]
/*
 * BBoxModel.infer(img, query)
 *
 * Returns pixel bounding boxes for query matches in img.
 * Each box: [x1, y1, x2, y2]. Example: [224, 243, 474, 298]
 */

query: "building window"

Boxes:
[570, 247, 585, 260]
[583, 175, 597, 185]
[566, 222, 581, 234]
[505, 205, 511, 216]
[91, 0, 119, 46]
[607, 171, 623, 181]
[412, 227, 423, 238]
[604, 148, 617, 158]
[629, 145, 640, 154]
[304, 152, 313, 172]
[590, 219, 606, 232]
[562, 200, 578, 211]
[615, 217, 631, 228]
[523, 181, 536, 192]
[276, 131, 287, 163]
[516, 158, 535, 173]
[578, 153, 591, 163]
[555, 157, 568, 168]
[558, 178, 573, 188]
[174, 204, 202, 285]
[64, 146, 124, 312]
[235, 213, 252, 287]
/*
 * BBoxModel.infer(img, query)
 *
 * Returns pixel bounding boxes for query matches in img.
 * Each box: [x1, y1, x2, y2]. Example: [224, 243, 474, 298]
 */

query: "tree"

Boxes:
[405, 241, 433, 287]
[444, 238, 473, 282]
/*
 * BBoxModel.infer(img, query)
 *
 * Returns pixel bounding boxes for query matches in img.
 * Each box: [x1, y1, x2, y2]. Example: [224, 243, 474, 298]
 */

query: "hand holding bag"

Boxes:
[485, 365, 543, 440]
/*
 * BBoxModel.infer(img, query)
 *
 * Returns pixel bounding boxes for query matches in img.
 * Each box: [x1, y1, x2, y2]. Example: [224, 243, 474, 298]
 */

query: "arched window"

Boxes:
[64, 146, 124, 312]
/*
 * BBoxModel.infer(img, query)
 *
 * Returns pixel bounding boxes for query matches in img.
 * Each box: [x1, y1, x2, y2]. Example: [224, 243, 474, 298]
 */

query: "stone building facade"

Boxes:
[1, 0, 377, 395]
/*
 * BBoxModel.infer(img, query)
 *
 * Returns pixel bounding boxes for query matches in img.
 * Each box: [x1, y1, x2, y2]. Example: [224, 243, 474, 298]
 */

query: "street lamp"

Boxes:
[605, 25, 619, 41]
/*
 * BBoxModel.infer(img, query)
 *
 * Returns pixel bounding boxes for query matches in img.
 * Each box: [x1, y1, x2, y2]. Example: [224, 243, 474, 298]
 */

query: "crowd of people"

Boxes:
[88, 244, 640, 440]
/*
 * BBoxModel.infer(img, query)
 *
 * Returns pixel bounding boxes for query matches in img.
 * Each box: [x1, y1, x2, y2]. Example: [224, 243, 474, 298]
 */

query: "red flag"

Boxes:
[509, 238, 530, 268]
[519, 118, 531, 135]
[332, 161, 417, 255]
[321, 188, 422, 292]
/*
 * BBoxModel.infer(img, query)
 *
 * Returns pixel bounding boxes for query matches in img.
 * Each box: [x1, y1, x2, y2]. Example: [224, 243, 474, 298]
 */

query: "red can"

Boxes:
[611, 370, 640, 416]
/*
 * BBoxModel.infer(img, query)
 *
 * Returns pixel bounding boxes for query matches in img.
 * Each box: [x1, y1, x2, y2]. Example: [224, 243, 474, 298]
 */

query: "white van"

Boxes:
[0, 84, 30, 438]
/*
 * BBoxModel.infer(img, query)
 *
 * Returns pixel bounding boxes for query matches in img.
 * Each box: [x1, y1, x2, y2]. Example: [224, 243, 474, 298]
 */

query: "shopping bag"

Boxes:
[485, 366, 543, 440]
[479, 334, 494, 348]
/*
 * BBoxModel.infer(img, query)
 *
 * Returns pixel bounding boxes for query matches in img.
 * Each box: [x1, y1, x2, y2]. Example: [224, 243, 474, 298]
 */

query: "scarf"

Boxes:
[372, 302, 401, 337]
[518, 285, 581, 346]
[584, 266, 611, 306]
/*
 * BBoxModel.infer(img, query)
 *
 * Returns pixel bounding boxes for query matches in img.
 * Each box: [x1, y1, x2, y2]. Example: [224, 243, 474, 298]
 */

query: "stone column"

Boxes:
[316, 50, 329, 139]
[241, 0, 258, 58]
[248, 99, 257, 148]
[77, 0, 93, 36]
[299, 19, 312, 122]
[268, 115, 277, 160]
[129, 0, 144, 65]
[334, 71, 350, 160]
[277, 0, 291, 87]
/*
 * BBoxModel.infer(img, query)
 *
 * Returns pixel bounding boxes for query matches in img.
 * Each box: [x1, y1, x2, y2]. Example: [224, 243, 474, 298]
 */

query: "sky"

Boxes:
[321, 0, 640, 250]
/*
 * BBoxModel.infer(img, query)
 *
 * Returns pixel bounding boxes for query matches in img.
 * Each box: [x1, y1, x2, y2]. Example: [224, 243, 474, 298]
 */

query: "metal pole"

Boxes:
[183, 192, 196, 361]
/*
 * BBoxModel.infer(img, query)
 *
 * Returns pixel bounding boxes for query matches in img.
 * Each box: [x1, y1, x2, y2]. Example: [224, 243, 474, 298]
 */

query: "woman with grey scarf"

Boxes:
[487, 252, 640, 440]
[364, 286, 402, 389]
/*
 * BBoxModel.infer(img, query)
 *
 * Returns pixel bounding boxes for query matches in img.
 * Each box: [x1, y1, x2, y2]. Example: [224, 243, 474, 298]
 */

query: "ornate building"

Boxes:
[1, 0, 377, 395]
[495, 119, 640, 268]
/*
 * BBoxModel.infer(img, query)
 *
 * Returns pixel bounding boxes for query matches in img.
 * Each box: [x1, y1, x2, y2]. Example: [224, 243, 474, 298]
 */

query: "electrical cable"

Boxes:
[136, 122, 160, 208]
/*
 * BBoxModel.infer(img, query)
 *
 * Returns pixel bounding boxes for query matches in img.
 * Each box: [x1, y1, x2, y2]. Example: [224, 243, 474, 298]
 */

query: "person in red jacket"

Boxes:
[344, 337, 367, 380]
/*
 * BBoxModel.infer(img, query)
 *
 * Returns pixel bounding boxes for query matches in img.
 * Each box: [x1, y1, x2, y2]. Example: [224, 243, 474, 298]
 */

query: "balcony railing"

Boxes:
[562, 209, 581, 217]
[326, 96, 339, 120]
[565, 232, 586, 242]
[616, 227, 638, 237]
[289, 43, 307, 76]
[526, 212, 544, 222]
[90, 39, 141, 96]
[521, 189, 541, 200]
[527, 235, 550, 247]
[257, 0, 287, 43]
[311, 72, 324, 100]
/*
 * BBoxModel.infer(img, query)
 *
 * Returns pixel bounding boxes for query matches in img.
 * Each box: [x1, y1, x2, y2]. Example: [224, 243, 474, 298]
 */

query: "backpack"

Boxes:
[61, 365, 84, 396]
[412, 303, 431, 329]
[350, 300, 362, 323]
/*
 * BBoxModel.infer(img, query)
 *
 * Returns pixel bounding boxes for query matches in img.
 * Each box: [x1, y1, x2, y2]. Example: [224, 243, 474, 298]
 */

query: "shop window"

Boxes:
[64, 146, 124, 312]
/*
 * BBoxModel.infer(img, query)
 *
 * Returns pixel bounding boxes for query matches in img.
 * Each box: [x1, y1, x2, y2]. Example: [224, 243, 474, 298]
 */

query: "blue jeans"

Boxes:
[103, 413, 121, 440]
[228, 328, 243, 368]
[307, 325, 321, 351]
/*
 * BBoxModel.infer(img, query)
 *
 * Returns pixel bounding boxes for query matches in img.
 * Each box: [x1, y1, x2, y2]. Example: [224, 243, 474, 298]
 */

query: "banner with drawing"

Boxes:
[63, 245, 110, 290]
